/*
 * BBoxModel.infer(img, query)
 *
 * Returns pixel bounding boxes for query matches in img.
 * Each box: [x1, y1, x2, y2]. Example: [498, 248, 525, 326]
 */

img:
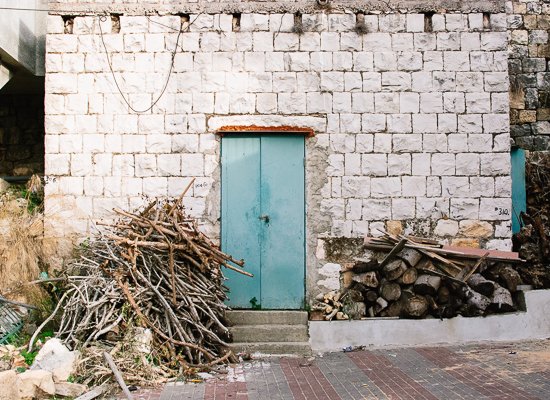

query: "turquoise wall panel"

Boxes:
[511, 148, 527, 234]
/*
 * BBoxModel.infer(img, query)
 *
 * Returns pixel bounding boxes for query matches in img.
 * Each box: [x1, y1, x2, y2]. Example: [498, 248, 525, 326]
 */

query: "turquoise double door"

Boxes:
[221, 135, 305, 309]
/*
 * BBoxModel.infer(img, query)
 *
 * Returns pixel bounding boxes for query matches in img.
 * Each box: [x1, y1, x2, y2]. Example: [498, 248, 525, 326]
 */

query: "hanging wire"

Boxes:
[97, 14, 185, 114]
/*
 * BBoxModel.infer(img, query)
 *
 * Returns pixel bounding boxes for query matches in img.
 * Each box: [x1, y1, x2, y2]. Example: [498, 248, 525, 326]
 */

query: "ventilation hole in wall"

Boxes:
[424, 12, 434, 32]
[179, 13, 190, 30]
[111, 14, 121, 33]
[483, 13, 491, 29]
[292, 12, 304, 34]
[62, 16, 74, 34]
[232, 13, 241, 31]
[354, 12, 369, 34]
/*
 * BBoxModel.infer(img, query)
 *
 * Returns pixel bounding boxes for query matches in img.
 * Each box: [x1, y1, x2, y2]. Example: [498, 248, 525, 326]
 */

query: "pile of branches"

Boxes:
[32, 188, 251, 384]
[513, 151, 550, 287]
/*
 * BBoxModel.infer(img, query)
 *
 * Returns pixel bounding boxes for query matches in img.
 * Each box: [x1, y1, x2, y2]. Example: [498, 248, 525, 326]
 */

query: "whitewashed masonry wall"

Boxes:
[44, 4, 512, 295]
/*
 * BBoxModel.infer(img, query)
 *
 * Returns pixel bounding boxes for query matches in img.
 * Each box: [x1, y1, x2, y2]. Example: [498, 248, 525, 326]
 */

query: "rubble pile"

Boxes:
[0, 339, 86, 399]
[313, 232, 524, 320]
[513, 151, 550, 288]
[32, 191, 250, 387]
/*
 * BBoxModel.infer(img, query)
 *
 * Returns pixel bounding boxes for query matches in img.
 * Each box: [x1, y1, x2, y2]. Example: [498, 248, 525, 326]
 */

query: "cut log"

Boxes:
[425, 295, 438, 311]
[365, 290, 378, 303]
[343, 301, 366, 319]
[397, 248, 423, 267]
[374, 297, 388, 314]
[466, 289, 490, 312]
[380, 281, 401, 302]
[352, 259, 380, 273]
[489, 285, 515, 312]
[397, 268, 418, 285]
[352, 271, 379, 288]
[345, 289, 364, 303]
[414, 275, 441, 296]
[380, 301, 402, 317]
[437, 286, 450, 304]
[402, 294, 428, 318]
[383, 260, 407, 281]
[467, 274, 496, 297]
[486, 264, 521, 292]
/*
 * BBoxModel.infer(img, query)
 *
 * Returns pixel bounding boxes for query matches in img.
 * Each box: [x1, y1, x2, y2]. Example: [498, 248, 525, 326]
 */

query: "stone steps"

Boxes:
[226, 311, 311, 356]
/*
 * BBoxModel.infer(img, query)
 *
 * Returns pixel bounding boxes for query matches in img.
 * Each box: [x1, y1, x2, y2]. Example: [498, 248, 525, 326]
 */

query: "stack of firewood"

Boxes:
[313, 231, 524, 320]
[32, 183, 251, 385]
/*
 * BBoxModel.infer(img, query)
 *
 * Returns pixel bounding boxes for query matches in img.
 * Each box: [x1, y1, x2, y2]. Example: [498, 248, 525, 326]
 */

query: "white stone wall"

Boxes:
[44, 10, 512, 255]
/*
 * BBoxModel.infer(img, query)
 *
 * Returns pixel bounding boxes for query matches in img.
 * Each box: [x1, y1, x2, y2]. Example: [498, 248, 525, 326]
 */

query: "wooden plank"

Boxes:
[456, 252, 489, 282]
[104, 352, 134, 400]
[378, 239, 407, 268]
[365, 241, 524, 263]
[74, 385, 107, 400]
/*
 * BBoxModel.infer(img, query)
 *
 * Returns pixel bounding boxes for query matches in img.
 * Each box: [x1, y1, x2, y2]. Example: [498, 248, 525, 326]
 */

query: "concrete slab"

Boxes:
[309, 290, 550, 353]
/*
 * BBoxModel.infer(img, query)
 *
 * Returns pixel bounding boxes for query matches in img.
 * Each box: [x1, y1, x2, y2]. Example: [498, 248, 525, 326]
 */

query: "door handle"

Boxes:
[259, 214, 270, 223]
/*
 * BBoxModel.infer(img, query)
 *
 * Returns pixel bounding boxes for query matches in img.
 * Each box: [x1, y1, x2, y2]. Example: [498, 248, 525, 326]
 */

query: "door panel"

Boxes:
[221, 137, 262, 308]
[260, 136, 305, 309]
[221, 135, 305, 309]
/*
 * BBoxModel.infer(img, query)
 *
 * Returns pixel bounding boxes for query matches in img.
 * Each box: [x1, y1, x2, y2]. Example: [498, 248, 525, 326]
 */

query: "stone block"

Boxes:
[392, 198, 415, 219]
[306, 92, 331, 113]
[414, 33, 436, 51]
[373, 52, 397, 71]
[321, 72, 344, 91]
[321, 32, 340, 51]
[406, 14, 424, 32]
[461, 32, 480, 51]
[362, 114, 386, 133]
[371, 177, 401, 197]
[274, 33, 299, 51]
[431, 153, 455, 175]
[333, 51, 353, 71]
[374, 93, 399, 113]
[434, 219, 459, 237]
[387, 114, 412, 133]
[392, 33, 414, 51]
[437, 33, 460, 50]
[363, 198, 391, 220]
[450, 198, 479, 219]
[388, 153, 411, 175]
[402, 176, 426, 196]
[345, 72, 363, 92]
[381, 72, 411, 90]
[362, 72, 382, 91]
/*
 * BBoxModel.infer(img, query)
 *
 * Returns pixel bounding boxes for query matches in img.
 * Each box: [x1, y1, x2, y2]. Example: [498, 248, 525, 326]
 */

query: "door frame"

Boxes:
[219, 132, 307, 310]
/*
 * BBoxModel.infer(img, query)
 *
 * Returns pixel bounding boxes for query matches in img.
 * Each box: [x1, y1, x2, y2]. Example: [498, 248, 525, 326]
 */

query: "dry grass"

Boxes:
[0, 176, 49, 308]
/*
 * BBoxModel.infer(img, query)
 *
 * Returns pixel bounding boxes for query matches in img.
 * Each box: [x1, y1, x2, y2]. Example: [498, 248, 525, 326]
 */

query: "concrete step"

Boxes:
[230, 324, 309, 343]
[230, 341, 312, 356]
[226, 310, 308, 326]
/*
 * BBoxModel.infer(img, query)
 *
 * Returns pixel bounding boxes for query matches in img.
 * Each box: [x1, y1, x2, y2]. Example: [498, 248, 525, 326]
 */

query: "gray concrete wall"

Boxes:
[309, 289, 550, 351]
[0, 0, 47, 76]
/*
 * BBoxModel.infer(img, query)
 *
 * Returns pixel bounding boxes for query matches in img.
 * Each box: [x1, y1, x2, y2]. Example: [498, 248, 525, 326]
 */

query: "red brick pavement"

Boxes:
[347, 351, 439, 400]
[416, 347, 539, 400]
[204, 381, 248, 400]
[280, 357, 342, 400]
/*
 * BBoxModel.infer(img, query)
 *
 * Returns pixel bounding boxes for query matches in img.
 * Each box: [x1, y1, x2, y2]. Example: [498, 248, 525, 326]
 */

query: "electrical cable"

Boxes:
[97, 14, 183, 114]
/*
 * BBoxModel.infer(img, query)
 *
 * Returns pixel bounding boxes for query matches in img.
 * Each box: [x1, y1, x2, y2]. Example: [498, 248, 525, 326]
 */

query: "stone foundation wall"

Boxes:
[508, 0, 550, 150]
[0, 94, 45, 177]
[44, 1, 513, 297]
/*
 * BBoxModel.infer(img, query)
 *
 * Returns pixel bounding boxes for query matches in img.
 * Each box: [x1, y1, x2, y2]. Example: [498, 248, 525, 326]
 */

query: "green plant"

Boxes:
[249, 297, 261, 310]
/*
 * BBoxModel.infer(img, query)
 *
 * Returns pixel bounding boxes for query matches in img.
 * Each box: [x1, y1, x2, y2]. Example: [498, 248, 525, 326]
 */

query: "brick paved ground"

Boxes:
[123, 340, 550, 400]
